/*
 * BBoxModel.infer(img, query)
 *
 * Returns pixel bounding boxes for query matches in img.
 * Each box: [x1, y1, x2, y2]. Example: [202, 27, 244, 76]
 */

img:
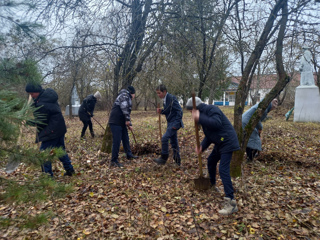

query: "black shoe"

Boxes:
[111, 160, 124, 168]
[64, 170, 75, 176]
[173, 156, 181, 166]
[127, 155, 138, 160]
[153, 154, 169, 165]
[90, 131, 95, 138]
[246, 157, 253, 164]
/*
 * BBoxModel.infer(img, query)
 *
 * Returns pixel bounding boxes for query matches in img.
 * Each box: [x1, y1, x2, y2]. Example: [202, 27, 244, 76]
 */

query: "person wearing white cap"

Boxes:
[78, 91, 102, 139]
[186, 97, 239, 215]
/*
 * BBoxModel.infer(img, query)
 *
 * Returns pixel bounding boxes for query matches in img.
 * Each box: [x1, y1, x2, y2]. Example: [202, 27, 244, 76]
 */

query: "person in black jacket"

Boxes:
[186, 97, 239, 215]
[25, 83, 75, 177]
[154, 84, 184, 166]
[108, 86, 138, 168]
[78, 91, 102, 139]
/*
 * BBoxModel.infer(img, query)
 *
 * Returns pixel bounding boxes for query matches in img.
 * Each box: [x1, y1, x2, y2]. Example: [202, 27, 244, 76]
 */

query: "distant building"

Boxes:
[212, 72, 314, 106]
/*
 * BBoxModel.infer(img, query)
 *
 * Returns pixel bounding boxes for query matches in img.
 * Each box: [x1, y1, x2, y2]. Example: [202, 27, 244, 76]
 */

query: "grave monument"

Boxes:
[294, 48, 320, 122]
[65, 87, 81, 116]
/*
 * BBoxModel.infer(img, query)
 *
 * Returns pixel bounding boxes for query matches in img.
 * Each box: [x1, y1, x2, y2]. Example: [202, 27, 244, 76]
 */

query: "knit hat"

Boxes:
[186, 97, 203, 110]
[25, 83, 43, 93]
[127, 86, 135, 94]
[94, 91, 102, 100]
[271, 98, 278, 110]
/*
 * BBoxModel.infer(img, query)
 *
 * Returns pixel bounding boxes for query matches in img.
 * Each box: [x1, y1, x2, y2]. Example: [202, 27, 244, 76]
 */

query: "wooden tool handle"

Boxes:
[158, 103, 162, 147]
[130, 128, 137, 144]
[192, 93, 203, 177]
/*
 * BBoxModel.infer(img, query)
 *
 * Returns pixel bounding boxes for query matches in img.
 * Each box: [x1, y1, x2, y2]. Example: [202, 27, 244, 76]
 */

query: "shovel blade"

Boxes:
[194, 176, 211, 191]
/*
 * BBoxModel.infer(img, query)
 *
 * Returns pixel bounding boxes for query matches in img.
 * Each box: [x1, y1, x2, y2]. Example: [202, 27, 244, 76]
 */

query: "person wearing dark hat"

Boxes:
[25, 83, 75, 177]
[108, 86, 138, 168]
[186, 97, 239, 215]
[154, 84, 184, 166]
[242, 98, 278, 162]
[78, 91, 102, 139]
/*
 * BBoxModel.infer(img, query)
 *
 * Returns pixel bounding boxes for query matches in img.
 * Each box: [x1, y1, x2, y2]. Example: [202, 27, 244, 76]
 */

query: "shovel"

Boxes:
[192, 93, 211, 191]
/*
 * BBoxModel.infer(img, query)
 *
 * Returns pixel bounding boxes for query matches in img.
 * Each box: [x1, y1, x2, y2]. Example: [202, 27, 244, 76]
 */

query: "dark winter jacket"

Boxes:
[161, 93, 184, 130]
[198, 103, 240, 154]
[78, 94, 97, 122]
[242, 102, 272, 151]
[108, 89, 132, 127]
[30, 88, 67, 143]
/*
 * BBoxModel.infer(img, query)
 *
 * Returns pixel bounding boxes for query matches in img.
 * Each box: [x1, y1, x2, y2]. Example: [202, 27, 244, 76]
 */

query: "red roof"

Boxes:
[230, 72, 317, 90]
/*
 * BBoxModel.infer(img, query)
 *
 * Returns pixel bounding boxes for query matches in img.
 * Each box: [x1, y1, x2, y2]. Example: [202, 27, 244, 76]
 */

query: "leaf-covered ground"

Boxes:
[1, 107, 320, 239]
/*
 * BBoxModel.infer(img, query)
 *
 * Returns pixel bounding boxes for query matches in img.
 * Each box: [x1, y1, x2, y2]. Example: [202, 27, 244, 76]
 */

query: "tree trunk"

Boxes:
[101, 124, 112, 153]
[103, 0, 153, 152]
[232, 0, 288, 177]
[230, 149, 245, 176]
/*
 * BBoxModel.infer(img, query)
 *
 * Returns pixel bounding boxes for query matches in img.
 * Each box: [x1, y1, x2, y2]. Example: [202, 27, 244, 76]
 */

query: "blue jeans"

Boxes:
[40, 135, 74, 176]
[207, 148, 234, 199]
[161, 125, 180, 158]
[110, 124, 133, 161]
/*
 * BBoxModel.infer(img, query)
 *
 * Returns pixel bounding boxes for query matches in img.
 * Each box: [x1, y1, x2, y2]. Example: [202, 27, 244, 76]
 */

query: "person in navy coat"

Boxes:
[154, 84, 184, 166]
[25, 83, 75, 177]
[186, 97, 239, 215]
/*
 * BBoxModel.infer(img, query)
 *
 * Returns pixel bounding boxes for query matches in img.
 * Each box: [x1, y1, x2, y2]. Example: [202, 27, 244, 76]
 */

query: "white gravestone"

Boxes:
[294, 48, 320, 122]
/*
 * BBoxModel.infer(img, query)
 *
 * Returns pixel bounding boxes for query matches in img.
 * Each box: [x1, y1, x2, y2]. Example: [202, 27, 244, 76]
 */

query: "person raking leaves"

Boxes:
[153, 84, 184, 166]
[78, 91, 102, 139]
[108, 86, 138, 168]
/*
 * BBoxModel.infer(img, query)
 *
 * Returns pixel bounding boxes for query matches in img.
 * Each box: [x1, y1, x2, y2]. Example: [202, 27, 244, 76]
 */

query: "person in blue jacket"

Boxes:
[154, 84, 184, 166]
[78, 91, 102, 139]
[25, 83, 75, 177]
[242, 98, 278, 162]
[186, 97, 239, 215]
[108, 86, 138, 168]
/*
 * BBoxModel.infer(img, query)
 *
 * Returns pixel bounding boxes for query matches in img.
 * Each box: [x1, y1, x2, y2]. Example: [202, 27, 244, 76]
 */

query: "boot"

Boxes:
[218, 197, 238, 215]
[153, 154, 169, 165]
[127, 154, 138, 160]
[173, 155, 181, 166]
[80, 131, 85, 140]
[64, 169, 75, 176]
[90, 131, 95, 138]
[211, 184, 220, 194]
[110, 160, 124, 168]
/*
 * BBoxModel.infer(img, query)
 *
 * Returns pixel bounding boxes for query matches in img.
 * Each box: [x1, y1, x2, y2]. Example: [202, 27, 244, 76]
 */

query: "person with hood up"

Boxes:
[25, 83, 75, 177]
[78, 91, 102, 139]
[242, 98, 278, 162]
[154, 84, 184, 166]
[186, 97, 239, 215]
[108, 86, 138, 168]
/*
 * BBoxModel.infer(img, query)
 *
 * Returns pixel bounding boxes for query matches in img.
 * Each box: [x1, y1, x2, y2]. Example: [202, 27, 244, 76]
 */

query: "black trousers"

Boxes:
[246, 147, 258, 161]
[81, 120, 93, 137]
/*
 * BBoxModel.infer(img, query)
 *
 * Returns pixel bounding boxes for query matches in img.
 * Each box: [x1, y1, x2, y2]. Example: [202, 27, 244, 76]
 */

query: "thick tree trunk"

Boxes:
[230, 149, 245, 176]
[101, 124, 112, 153]
[103, 0, 153, 152]
[231, 0, 288, 177]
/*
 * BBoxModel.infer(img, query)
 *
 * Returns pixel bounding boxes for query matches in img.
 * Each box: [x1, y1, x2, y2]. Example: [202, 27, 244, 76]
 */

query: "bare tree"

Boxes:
[231, 0, 297, 176]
